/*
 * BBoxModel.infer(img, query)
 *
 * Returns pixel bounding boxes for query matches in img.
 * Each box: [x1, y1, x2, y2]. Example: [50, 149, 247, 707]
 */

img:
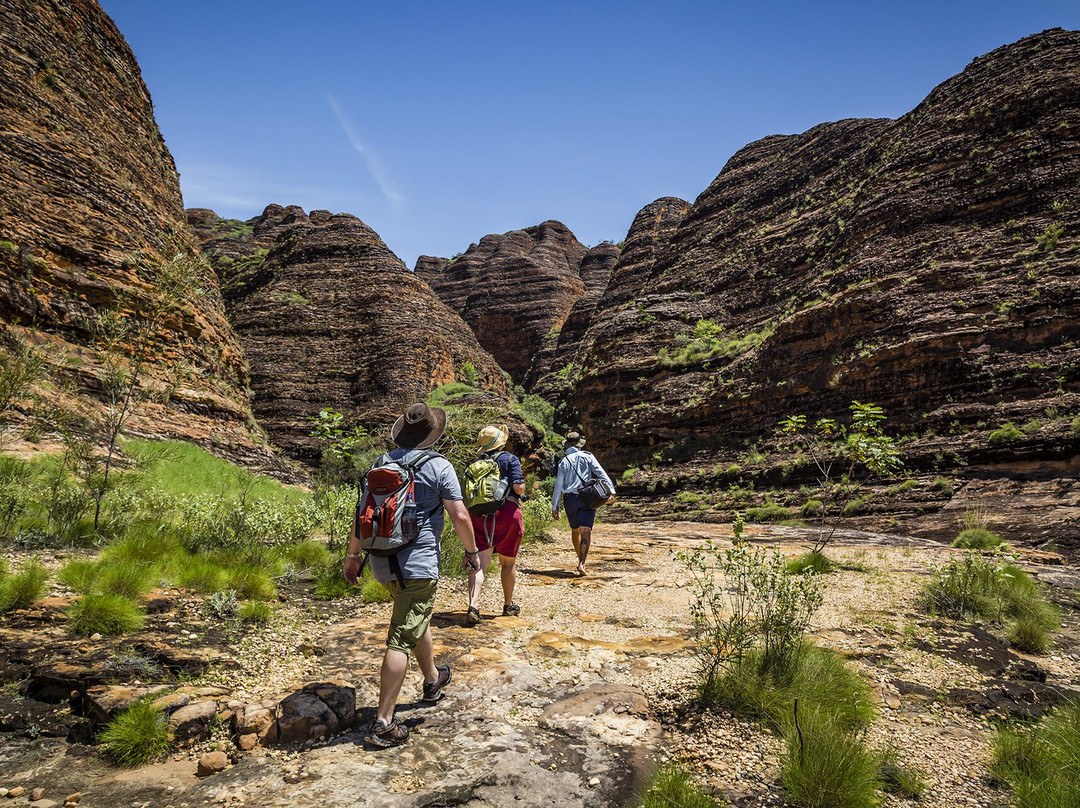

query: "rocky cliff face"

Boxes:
[0, 0, 257, 456]
[569, 30, 1080, 547]
[416, 221, 599, 388]
[191, 207, 510, 460]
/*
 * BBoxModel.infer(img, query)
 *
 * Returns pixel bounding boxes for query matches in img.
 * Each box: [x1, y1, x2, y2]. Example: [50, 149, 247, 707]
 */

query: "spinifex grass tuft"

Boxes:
[99, 697, 171, 767]
[878, 746, 928, 798]
[704, 643, 876, 735]
[991, 700, 1080, 808]
[921, 552, 1060, 654]
[779, 705, 883, 808]
[95, 559, 156, 600]
[57, 559, 99, 593]
[0, 560, 48, 612]
[239, 600, 273, 623]
[67, 593, 145, 636]
[637, 763, 723, 808]
[787, 551, 835, 575]
[173, 555, 228, 593]
[360, 573, 393, 604]
[224, 563, 277, 601]
[282, 540, 332, 571]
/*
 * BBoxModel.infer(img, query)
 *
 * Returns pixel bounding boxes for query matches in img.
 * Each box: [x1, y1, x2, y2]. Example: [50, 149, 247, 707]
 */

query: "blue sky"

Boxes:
[99, 1, 1080, 269]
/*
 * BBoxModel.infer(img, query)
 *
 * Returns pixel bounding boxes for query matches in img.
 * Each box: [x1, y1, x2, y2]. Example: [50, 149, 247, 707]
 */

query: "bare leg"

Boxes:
[376, 648, 408, 725]
[577, 526, 592, 575]
[376, 626, 438, 725]
[467, 547, 495, 610]
[571, 528, 582, 573]
[499, 554, 517, 606]
[413, 625, 438, 683]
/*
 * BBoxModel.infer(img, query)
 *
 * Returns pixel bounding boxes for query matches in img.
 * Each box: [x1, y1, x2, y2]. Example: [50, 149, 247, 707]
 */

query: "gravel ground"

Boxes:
[10, 519, 1078, 807]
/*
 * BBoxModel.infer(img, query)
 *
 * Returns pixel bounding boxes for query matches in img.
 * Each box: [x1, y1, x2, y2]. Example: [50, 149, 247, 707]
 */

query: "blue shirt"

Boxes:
[369, 449, 461, 583]
[487, 450, 525, 486]
[552, 447, 615, 510]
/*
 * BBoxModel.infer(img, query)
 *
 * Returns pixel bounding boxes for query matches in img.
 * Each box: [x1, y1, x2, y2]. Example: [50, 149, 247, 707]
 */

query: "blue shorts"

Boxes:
[563, 492, 595, 529]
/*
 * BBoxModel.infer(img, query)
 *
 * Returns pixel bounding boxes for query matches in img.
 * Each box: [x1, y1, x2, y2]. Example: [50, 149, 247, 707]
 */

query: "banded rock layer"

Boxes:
[417, 221, 617, 387]
[192, 207, 509, 460]
[0, 0, 255, 449]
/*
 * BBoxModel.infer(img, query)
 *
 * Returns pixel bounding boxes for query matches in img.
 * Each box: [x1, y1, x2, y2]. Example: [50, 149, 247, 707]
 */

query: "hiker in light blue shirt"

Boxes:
[551, 431, 615, 576]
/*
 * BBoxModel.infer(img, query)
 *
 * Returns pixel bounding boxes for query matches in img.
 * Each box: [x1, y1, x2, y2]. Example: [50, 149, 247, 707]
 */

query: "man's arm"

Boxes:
[343, 508, 363, 584]
[551, 460, 566, 516]
[444, 498, 481, 572]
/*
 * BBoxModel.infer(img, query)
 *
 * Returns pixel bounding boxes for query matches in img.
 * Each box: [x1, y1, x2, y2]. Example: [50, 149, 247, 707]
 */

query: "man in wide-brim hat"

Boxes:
[344, 402, 480, 747]
[551, 431, 616, 576]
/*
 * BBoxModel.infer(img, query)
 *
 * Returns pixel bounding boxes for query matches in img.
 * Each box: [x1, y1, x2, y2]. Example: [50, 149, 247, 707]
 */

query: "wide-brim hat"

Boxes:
[477, 424, 509, 452]
[391, 402, 447, 449]
[563, 431, 586, 449]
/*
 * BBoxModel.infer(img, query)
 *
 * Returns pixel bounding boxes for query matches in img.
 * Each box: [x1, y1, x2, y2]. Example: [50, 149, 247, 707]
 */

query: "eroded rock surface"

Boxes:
[191, 207, 509, 459]
[0, 0, 260, 454]
[416, 221, 610, 388]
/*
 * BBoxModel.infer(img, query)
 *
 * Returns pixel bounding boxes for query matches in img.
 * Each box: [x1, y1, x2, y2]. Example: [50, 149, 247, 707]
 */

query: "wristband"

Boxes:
[346, 552, 363, 559]
[465, 550, 479, 556]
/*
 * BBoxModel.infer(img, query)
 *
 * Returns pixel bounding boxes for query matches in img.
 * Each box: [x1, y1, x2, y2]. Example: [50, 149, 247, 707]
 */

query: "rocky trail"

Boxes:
[3, 521, 1080, 808]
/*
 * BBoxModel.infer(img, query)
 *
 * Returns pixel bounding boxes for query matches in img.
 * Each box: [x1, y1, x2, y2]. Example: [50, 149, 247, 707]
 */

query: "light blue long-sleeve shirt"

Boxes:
[552, 446, 615, 511]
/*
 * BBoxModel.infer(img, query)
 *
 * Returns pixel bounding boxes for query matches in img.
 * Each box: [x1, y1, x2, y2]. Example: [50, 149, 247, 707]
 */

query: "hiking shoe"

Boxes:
[365, 719, 409, 748]
[502, 602, 521, 617]
[422, 664, 452, 703]
[464, 606, 481, 626]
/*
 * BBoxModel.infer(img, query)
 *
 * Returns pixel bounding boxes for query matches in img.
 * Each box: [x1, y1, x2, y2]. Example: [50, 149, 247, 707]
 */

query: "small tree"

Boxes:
[87, 252, 206, 531]
[676, 533, 823, 698]
[778, 401, 902, 556]
[0, 335, 46, 448]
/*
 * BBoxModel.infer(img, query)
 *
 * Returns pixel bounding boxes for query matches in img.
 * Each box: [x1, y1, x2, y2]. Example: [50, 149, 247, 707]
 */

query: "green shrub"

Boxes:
[745, 501, 790, 523]
[521, 495, 554, 543]
[0, 560, 49, 612]
[779, 706, 883, 808]
[989, 423, 1023, 444]
[1071, 415, 1080, 436]
[205, 589, 239, 619]
[800, 499, 823, 517]
[98, 697, 171, 767]
[239, 600, 273, 624]
[67, 593, 145, 636]
[636, 763, 722, 808]
[990, 700, 1080, 808]
[679, 540, 824, 700]
[953, 527, 1007, 550]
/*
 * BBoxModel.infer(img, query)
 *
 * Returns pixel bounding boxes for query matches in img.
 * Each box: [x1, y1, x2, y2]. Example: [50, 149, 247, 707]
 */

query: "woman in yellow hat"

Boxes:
[464, 425, 526, 624]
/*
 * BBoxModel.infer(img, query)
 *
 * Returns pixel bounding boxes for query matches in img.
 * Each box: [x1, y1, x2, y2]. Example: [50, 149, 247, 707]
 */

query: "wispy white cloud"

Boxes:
[177, 163, 374, 220]
[325, 94, 406, 215]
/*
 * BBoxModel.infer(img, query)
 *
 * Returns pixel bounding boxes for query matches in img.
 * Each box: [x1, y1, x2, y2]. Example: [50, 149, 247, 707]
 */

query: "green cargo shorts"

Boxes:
[384, 578, 437, 655]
